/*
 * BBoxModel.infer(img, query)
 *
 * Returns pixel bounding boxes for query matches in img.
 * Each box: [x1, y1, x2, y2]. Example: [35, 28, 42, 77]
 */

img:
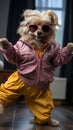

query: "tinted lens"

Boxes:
[29, 25, 38, 32]
[42, 25, 50, 33]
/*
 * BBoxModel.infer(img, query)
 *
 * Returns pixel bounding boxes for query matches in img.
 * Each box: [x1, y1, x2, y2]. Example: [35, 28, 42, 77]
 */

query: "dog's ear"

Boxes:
[45, 10, 60, 26]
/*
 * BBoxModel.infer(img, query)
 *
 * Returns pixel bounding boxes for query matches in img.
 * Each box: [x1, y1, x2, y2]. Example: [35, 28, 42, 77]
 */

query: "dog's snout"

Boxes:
[37, 31, 42, 36]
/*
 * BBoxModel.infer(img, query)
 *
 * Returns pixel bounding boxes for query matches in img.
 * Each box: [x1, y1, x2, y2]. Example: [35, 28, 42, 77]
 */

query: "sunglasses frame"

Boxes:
[28, 24, 53, 34]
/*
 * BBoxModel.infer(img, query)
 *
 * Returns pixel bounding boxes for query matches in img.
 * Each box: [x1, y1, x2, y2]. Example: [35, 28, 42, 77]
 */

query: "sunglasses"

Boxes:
[28, 24, 52, 33]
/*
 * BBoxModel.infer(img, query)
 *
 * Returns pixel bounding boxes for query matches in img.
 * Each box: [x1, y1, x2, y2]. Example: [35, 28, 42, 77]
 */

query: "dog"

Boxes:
[0, 9, 73, 126]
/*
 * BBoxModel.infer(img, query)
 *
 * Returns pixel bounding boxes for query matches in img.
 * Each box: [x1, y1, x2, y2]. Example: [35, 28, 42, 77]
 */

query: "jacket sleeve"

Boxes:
[51, 43, 73, 68]
[0, 40, 23, 65]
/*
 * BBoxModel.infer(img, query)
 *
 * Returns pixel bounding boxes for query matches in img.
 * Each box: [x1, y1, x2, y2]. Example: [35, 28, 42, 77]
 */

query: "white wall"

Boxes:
[51, 77, 67, 100]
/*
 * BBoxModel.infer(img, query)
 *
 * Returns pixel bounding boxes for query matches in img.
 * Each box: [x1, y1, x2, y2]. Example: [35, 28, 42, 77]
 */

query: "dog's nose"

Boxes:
[37, 31, 42, 36]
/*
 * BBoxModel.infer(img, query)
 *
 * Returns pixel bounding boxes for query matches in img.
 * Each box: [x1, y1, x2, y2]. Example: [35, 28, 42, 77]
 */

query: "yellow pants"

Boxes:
[0, 71, 54, 124]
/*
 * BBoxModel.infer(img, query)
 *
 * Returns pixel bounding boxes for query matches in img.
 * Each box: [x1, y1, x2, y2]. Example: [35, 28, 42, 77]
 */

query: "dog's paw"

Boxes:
[67, 42, 73, 53]
[0, 38, 8, 46]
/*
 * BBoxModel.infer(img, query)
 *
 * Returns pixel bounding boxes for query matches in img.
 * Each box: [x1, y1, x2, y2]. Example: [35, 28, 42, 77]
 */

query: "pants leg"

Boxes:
[0, 70, 54, 124]
[0, 71, 25, 108]
[25, 86, 54, 124]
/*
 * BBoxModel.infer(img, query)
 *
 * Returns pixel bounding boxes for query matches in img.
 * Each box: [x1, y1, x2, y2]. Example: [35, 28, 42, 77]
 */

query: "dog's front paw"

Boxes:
[0, 38, 8, 46]
[67, 42, 73, 53]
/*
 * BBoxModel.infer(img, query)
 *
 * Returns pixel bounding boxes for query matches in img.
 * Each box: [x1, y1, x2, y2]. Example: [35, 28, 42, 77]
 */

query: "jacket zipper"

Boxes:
[36, 56, 40, 86]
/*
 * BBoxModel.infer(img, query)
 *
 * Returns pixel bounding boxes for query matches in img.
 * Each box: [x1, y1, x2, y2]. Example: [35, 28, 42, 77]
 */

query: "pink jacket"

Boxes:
[0, 37, 73, 89]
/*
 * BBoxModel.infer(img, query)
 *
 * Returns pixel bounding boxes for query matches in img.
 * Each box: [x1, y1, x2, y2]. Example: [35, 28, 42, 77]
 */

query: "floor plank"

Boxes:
[0, 102, 73, 130]
[0, 105, 15, 130]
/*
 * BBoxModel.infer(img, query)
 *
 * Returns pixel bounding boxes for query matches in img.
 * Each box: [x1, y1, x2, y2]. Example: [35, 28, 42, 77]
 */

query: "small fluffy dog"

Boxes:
[0, 9, 73, 126]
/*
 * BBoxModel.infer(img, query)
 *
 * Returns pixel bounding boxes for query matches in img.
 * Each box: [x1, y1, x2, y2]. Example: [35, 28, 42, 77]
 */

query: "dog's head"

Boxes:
[17, 9, 60, 46]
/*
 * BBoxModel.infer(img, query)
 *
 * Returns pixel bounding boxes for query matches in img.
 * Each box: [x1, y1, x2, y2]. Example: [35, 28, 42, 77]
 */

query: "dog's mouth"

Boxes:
[35, 35, 47, 43]
[35, 35, 43, 40]
[31, 33, 48, 42]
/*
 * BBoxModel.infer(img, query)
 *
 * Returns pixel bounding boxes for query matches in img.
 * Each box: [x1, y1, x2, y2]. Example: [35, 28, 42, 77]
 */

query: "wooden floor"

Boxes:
[0, 101, 73, 130]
